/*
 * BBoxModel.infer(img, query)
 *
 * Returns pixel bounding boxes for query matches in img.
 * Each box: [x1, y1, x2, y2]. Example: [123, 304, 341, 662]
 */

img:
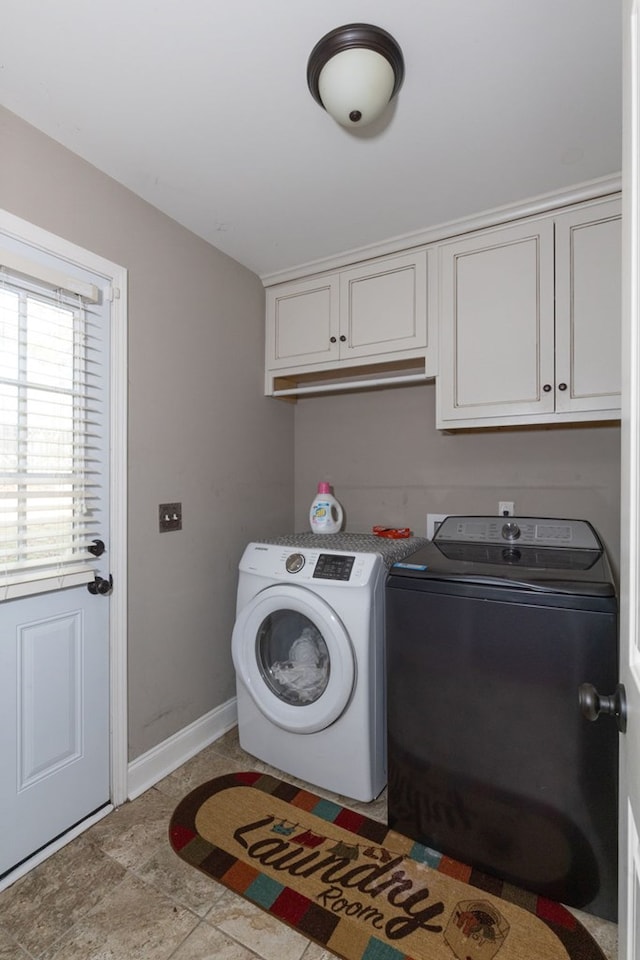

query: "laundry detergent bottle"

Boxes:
[309, 482, 344, 534]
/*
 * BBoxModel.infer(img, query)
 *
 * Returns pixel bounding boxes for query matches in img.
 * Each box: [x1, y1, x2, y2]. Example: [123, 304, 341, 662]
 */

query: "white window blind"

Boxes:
[0, 259, 104, 599]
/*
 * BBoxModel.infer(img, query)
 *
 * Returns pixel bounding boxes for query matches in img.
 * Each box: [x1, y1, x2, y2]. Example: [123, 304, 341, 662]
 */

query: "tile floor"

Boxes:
[0, 727, 618, 960]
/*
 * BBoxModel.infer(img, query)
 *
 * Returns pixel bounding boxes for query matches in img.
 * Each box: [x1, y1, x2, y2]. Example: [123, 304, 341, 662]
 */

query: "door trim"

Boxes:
[108, 256, 128, 808]
[0, 208, 128, 886]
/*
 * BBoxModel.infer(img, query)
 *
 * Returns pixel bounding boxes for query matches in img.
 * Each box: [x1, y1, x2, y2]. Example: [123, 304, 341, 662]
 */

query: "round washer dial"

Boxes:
[285, 552, 305, 574]
[501, 521, 521, 541]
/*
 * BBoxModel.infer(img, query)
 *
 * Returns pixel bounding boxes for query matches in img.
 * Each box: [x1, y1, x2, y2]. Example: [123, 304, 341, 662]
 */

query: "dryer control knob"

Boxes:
[285, 552, 305, 574]
[501, 521, 521, 541]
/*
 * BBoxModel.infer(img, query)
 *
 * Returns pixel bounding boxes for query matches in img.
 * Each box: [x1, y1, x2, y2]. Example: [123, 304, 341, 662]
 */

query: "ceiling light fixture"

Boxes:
[307, 23, 405, 129]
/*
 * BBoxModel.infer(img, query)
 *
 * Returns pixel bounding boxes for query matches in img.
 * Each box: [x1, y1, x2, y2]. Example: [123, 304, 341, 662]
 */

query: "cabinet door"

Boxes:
[554, 199, 621, 415]
[339, 251, 427, 360]
[266, 275, 340, 369]
[437, 219, 555, 426]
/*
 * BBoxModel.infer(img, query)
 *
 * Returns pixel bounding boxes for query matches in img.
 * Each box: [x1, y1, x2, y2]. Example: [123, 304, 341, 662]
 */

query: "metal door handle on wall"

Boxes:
[88, 574, 113, 596]
[88, 539, 106, 557]
[578, 682, 627, 733]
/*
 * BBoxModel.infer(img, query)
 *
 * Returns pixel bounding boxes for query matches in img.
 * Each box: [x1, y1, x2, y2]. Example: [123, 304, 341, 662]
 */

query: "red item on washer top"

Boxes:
[372, 526, 411, 539]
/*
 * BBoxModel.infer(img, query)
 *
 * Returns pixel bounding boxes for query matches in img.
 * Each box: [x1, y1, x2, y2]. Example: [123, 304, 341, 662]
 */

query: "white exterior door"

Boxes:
[0, 214, 127, 881]
[0, 585, 110, 875]
[620, 3, 640, 955]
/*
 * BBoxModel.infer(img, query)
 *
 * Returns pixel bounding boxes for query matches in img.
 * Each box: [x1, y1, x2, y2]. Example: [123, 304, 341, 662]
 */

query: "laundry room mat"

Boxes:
[169, 771, 607, 960]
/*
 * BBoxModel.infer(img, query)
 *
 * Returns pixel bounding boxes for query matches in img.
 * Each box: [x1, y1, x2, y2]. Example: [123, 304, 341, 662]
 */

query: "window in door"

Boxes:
[0, 256, 105, 599]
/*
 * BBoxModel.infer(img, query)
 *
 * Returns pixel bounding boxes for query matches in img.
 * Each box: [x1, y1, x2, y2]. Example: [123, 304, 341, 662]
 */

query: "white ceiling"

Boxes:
[0, 1, 622, 279]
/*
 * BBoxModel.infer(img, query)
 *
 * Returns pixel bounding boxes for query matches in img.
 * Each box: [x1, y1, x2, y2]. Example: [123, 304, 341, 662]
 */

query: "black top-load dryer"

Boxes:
[385, 516, 619, 920]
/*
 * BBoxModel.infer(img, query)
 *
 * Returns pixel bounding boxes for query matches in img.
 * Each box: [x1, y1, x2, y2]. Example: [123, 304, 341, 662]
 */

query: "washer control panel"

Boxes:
[241, 544, 378, 586]
[284, 551, 356, 580]
[433, 516, 601, 550]
[312, 553, 356, 581]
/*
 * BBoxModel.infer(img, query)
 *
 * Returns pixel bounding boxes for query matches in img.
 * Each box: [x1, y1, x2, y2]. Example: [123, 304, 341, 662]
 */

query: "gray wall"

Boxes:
[1, 106, 295, 759]
[294, 383, 621, 578]
[2, 103, 622, 763]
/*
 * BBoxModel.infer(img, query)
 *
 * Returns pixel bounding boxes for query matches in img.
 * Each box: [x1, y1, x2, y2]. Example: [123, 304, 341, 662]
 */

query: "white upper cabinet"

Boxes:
[266, 273, 340, 370]
[436, 197, 621, 428]
[265, 250, 431, 395]
[554, 200, 622, 415]
[339, 253, 428, 360]
[263, 188, 621, 418]
[437, 218, 556, 425]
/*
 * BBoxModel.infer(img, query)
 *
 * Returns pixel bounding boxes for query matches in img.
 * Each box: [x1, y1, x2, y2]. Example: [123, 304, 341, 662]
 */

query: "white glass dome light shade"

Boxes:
[318, 47, 396, 127]
[307, 24, 405, 130]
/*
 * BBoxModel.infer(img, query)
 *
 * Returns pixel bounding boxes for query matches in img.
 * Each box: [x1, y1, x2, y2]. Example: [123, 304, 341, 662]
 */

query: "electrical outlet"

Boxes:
[499, 501, 515, 517]
[426, 513, 448, 539]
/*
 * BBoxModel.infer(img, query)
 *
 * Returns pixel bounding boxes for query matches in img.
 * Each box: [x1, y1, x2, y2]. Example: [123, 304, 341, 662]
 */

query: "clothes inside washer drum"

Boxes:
[270, 626, 329, 703]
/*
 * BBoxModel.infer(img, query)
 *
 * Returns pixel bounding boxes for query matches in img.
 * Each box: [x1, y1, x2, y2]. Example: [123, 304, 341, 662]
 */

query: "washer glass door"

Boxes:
[257, 608, 330, 705]
[232, 585, 355, 733]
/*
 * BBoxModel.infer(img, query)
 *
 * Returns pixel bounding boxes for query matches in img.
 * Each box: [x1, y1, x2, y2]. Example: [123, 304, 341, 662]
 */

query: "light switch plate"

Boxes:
[159, 502, 182, 532]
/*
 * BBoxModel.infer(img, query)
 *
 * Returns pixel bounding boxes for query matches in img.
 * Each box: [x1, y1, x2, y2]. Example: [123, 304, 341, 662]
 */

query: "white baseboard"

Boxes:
[127, 697, 238, 800]
[0, 701, 238, 891]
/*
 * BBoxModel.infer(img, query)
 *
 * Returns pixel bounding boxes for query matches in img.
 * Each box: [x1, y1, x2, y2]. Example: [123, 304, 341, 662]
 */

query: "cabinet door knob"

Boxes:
[339, 335, 347, 342]
[558, 382, 567, 391]
[330, 336, 337, 343]
[543, 384, 552, 392]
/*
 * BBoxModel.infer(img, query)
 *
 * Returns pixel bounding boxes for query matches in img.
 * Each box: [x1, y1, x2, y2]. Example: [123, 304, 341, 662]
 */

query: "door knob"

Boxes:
[88, 574, 113, 596]
[88, 539, 106, 557]
[578, 682, 627, 733]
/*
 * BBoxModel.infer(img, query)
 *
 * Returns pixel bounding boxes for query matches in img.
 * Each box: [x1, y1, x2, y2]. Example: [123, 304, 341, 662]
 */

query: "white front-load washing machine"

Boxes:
[231, 532, 426, 802]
